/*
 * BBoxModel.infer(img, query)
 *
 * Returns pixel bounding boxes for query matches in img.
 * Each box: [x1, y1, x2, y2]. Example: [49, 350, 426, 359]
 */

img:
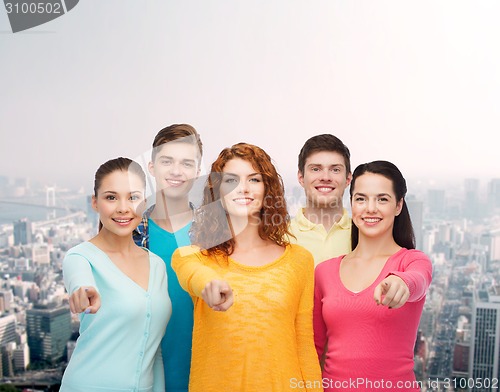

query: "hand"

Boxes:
[373, 275, 409, 309]
[69, 286, 101, 314]
[201, 280, 234, 311]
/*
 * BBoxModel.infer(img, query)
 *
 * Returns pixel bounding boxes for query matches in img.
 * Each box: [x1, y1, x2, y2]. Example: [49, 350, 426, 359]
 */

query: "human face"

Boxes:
[92, 170, 146, 236]
[149, 142, 200, 200]
[220, 158, 265, 221]
[298, 151, 351, 209]
[350, 173, 403, 240]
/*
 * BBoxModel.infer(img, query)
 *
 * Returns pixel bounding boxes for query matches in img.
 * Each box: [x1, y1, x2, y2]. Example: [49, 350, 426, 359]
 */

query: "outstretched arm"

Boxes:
[374, 250, 432, 308]
[172, 247, 233, 311]
[63, 252, 101, 314]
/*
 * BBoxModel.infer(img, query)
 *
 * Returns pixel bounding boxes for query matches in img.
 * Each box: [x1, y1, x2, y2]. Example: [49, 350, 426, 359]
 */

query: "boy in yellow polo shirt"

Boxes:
[289, 134, 352, 266]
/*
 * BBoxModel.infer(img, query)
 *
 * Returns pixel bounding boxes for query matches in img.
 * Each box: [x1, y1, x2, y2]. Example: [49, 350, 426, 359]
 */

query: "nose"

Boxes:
[366, 198, 378, 213]
[169, 162, 182, 176]
[117, 199, 131, 213]
[236, 180, 249, 194]
[319, 168, 333, 182]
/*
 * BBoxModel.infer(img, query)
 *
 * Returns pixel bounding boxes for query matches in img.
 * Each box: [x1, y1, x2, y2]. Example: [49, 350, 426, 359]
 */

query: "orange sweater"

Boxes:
[172, 244, 323, 392]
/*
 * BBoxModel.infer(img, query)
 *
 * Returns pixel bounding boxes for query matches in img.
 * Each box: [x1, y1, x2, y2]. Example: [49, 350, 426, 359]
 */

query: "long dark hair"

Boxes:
[94, 157, 146, 231]
[349, 160, 415, 249]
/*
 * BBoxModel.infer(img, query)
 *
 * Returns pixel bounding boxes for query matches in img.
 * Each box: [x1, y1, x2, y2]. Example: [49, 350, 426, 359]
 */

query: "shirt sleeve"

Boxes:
[387, 250, 433, 303]
[313, 263, 328, 364]
[295, 251, 323, 391]
[62, 251, 97, 295]
[171, 247, 221, 298]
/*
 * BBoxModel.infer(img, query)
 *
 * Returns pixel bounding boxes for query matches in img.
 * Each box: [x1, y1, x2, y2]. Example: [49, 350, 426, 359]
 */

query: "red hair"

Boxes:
[191, 143, 292, 257]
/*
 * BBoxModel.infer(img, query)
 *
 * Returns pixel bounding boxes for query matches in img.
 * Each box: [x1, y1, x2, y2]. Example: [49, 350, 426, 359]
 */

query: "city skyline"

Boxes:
[1, 1, 500, 189]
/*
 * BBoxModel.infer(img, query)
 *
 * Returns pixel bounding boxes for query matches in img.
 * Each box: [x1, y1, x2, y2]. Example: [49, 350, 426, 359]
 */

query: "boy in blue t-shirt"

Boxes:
[134, 124, 203, 392]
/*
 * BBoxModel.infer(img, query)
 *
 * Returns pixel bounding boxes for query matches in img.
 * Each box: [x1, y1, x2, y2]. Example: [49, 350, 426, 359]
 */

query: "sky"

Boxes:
[1, 1, 499, 194]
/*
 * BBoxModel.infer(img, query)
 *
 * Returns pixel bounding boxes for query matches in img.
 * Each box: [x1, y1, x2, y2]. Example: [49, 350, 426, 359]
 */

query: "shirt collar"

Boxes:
[295, 207, 351, 231]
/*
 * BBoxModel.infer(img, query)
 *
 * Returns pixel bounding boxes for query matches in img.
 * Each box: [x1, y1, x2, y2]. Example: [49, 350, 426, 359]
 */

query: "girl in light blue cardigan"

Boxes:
[61, 157, 171, 392]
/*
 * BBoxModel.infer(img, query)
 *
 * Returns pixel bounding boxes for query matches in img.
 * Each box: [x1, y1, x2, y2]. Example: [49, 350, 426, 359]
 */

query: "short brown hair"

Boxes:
[298, 134, 351, 175]
[151, 124, 203, 161]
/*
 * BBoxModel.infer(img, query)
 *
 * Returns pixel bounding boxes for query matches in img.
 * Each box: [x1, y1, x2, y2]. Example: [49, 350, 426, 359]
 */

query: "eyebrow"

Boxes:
[158, 155, 196, 163]
[307, 163, 344, 168]
[223, 172, 261, 176]
[353, 192, 393, 198]
[101, 190, 143, 194]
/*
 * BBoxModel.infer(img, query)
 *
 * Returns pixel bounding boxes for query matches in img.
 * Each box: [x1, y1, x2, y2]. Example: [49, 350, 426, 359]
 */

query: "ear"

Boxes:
[346, 172, 352, 187]
[395, 198, 404, 216]
[297, 170, 305, 187]
[91, 195, 98, 212]
[148, 161, 155, 177]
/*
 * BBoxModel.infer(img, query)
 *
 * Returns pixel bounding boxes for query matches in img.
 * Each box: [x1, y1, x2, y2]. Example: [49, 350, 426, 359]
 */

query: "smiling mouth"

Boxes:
[233, 198, 254, 205]
[363, 218, 381, 223]
[112, 218, 134, 224]
[316, 186, 334, 193]
[166, 179, 184, 186]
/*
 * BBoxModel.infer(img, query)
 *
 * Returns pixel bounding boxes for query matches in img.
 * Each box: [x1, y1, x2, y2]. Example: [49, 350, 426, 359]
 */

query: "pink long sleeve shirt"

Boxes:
[313, 248, 432, 392]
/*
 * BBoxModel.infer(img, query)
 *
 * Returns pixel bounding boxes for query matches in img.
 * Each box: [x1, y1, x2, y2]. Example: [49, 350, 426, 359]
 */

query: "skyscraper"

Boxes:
[0, 315, 17, 347]
[487, 179, 500, 213]
[427, 189, 446, 218]
[26, 303, 71, 364]
[469, 288, 500, 391]
[13, 218, 32, 245]
[0, 315, 17, 378]
[464, 178, 481, 221]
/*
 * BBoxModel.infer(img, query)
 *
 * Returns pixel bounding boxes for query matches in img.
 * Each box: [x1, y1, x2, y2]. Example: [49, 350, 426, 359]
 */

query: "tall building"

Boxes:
[13, 342, 30, 371]
[0, 290, 13, 313]
[1, 343, 15, 377]
[483, 229, 500, 263]
[487, 178, 500, 212]
[0, 315, 17, 378]
[0, 315, 17, 346]
[464, 178, 481, 221]
[427, 189, 446, 217]
[13, 218, 32, 245]
[469, 287, 500, 391]
[13, 329, 30, 372]
[26, 304, 71, 364]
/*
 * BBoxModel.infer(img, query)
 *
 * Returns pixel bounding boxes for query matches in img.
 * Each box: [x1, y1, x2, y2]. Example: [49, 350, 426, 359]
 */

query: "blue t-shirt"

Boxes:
[148, 218, 193, 392]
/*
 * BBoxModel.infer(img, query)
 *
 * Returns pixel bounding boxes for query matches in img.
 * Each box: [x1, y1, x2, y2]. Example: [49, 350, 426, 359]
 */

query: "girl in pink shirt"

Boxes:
[313, 160, 432, 392]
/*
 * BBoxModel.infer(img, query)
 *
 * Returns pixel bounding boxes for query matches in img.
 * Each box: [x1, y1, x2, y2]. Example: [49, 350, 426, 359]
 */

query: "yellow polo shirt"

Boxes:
[289, 207, 351, 266]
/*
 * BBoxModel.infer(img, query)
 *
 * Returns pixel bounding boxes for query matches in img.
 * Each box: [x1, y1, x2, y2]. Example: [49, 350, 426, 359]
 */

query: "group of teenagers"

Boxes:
[60, 124, 433, 392]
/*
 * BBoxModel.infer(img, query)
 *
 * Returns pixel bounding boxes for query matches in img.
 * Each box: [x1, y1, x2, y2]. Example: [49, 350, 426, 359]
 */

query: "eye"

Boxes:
[224, 177, 237, 184]
[311, 167, 320, 172]
[332, 167, 341, 173]
[105, 195, 116, 200]
[249, 177, 261, 183]
[183, 162, 194, 168]
[378, 197, 389, 203]
[354, 196, 365, 202]
[161, 159, 172, 166]
[130, 195, 141, 201]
